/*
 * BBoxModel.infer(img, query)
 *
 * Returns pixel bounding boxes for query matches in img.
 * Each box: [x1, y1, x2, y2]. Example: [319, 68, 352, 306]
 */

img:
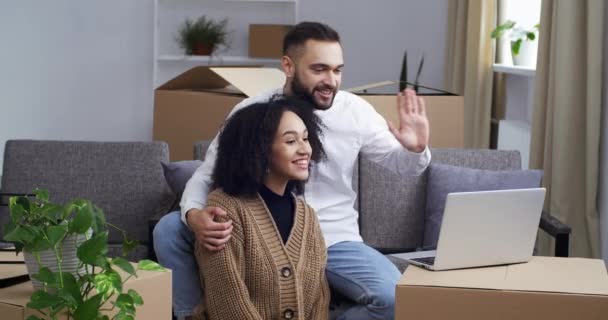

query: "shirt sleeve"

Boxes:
[354, 95, 431, 176]
[194, 193, 264, 320]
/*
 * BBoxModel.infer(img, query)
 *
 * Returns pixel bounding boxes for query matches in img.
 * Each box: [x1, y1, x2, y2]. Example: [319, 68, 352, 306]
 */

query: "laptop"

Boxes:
[402, 188, 546, 271]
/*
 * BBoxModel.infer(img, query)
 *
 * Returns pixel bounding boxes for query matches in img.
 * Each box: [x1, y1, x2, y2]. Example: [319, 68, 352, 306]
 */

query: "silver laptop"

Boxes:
[403, 188, 546, 271]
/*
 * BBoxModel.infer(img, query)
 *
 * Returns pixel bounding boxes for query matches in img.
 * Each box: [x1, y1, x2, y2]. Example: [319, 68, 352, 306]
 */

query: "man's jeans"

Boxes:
[153, 211, 401, 319]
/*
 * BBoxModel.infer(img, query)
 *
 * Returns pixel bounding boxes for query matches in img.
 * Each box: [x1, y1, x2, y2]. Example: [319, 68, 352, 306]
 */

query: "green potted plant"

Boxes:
[2, 189, 166, 320]
[491, 20, 539, 67]
[176, 15, 230, 56]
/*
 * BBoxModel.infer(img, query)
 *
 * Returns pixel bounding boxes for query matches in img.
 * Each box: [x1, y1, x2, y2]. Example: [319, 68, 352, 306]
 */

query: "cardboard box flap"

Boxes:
[157, 65, 263, 91]
[400, 257, 608, 296]
[210, 67, 285, 97]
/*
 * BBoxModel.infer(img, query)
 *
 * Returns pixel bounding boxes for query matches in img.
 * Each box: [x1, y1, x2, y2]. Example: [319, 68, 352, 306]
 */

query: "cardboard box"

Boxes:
[396, 256, 608, 320]
[249, 24, 292, 58]
[347, 82, 465, 148]
[153, 66, 286, 161]
[0, 256, 172, 320]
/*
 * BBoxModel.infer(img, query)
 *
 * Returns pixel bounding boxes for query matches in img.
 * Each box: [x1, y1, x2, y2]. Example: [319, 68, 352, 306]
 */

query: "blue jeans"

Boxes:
[153, 211, 401, 319]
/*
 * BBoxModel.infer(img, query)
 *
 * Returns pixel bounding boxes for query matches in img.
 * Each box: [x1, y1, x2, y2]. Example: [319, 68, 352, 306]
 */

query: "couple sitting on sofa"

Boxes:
[154, 22, 431, 320]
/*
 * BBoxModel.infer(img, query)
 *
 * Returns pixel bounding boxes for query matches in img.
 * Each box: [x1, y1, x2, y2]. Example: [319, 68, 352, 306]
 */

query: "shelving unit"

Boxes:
[153, 0, 296, 88]
[493, 63, 536, 77]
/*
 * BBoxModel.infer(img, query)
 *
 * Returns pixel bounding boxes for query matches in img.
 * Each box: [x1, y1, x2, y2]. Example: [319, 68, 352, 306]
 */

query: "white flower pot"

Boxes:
[512, 40, 538, 67]
[23, 233, 89, 290]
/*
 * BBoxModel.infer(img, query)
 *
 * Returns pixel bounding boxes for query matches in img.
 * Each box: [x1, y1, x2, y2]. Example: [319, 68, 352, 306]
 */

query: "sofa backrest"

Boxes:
[358, 148, 522, 252]
[0, 140, 174, 251]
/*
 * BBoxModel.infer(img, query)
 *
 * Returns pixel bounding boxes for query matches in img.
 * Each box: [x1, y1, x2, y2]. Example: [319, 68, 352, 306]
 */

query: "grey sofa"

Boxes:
[194, 141, 571, 272]
[0, 140, 175, 261]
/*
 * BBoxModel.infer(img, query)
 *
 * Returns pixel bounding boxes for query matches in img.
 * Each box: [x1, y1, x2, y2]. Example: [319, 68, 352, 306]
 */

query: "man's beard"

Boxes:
[290, 73, 337, 110]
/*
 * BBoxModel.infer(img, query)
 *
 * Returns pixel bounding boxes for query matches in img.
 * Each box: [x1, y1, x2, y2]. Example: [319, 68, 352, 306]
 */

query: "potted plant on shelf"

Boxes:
[491, 20, 539, 67]
[2, 189, 166, 320]
[176, 15, 230, 56]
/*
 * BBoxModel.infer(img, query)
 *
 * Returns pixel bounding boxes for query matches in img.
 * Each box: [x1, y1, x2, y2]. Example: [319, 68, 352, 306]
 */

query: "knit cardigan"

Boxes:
[194, 189, 330, 320]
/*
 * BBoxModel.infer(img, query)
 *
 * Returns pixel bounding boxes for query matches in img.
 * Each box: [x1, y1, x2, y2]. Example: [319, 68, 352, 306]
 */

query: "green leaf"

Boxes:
[34, 189, 49, 202]
[97, 316, 110, 320]
[115, 293, 136, 314]
[127, 289, 144, 306]
[69, 203, 93, 234]
[122, 238, 139, 257]
[15, 195, 31, 212]
[74, 293, 103, 320]
[46, 224, 68, 246]
[94, 270, 122, 298]
[114, 312, 134, 320]
[59, 271, 82, 304]
[113, 257, 136, 276]
[4, 225, 36, 244]
[39, 203, 64, 221]
[31, 267, 57, 285]
[511, 39, 523, 56]
[137, 260, 166, 272]
[491, 20, 516, 39]
[27, 290, 63, 310]
[26, 316, 45, 320]
[526, 32, 536, 41]
[91, 205, 107, 234]
[9, 199, 25, 223]
[77, 231, 108, 265]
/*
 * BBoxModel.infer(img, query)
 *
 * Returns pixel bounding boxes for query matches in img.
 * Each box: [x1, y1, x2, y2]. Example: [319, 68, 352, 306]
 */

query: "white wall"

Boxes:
[298, 0, 449, 90]
[0, 1, 155, 173]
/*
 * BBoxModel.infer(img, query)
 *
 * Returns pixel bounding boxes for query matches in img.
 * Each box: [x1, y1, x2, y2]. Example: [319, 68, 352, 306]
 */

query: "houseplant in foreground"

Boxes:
[176, 15, 230, 56]
[2, 189, 166, 320]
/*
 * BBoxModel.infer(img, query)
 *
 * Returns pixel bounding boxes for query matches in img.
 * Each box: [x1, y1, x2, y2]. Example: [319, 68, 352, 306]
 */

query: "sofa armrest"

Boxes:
[539, 210, 571, 257]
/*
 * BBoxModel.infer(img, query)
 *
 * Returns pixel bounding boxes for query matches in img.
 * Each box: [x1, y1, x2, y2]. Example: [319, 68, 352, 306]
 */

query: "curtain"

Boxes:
[445, 0, 497, 148]
[530, 0, 605, 258]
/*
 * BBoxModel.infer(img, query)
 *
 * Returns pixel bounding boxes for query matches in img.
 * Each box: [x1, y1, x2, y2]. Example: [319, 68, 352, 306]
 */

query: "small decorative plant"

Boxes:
[176, 15, 230, 56]
[491, 20, 539, 57]
[2, 189, 166, 320]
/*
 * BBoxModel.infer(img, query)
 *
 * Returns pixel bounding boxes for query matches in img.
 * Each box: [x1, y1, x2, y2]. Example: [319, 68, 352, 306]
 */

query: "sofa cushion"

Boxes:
[0, 140, 174, 252]
[161, 160, 203, 210]
[424, 163, 543, 248]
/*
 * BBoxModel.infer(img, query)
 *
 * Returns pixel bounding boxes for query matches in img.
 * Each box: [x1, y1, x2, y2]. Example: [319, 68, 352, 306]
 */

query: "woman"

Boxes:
[194, 96, 329, 320]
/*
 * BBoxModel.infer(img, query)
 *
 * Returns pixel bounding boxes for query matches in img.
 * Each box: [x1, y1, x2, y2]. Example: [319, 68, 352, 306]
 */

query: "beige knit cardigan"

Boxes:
[194, 189, 330, 320]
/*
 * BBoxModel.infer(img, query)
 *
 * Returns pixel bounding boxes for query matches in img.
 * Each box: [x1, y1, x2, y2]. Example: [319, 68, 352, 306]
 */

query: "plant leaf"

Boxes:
[511, 39, 523, 56]
[94, 270, 122, 298]
[127, 289, 144, 306]
[27, 290, 63, 310]
[69, 203, 93, 234]
[491, 20, 516, 39]
[31, 267, 57, 285]
[115, 293, 136, 314]
[77, 231, 108, 265]
[114, 312, 135, 320]
[47, 224, 68, 246]
[74, 293, 103, 320]
[3, 225, 36, 244]
[34, 189, 49, 202]
[8, 198, 25, 223]
[59, 271, 83, 304]
[113, 257, 136, 276]
[26, 316, 45, 320]
[137, 260, 166, 272]
[122, 238, 139, 257]
[526, 32, 536, 41]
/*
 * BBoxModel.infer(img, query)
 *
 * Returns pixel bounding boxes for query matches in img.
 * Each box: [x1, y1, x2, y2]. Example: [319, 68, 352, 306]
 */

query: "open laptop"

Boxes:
[403, 188, 546, 271]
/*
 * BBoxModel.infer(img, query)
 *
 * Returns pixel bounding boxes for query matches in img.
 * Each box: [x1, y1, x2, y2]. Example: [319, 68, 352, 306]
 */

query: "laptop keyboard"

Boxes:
[411, 256, 435, 265]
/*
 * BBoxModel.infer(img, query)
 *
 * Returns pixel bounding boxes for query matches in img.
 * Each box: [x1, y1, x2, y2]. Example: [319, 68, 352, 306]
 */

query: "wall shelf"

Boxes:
[157, 54, 280, 64]
[493, 63, 536, 77]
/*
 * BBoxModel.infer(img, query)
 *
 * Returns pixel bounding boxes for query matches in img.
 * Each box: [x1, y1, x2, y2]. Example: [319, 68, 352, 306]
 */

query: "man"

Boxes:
[154, 22, 431, 319]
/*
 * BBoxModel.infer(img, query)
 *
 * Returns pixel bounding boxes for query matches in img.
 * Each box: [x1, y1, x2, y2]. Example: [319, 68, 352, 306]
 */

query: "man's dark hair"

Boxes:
[282, 22, 340, 55]
[212, 95, 326, 197]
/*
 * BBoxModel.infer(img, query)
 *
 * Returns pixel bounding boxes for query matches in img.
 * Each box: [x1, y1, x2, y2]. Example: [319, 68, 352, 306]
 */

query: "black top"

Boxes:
[259, 185, 294, 244]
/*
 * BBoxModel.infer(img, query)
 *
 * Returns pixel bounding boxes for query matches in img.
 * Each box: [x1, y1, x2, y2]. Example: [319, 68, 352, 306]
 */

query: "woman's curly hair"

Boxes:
[212, 95, 326, 197]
